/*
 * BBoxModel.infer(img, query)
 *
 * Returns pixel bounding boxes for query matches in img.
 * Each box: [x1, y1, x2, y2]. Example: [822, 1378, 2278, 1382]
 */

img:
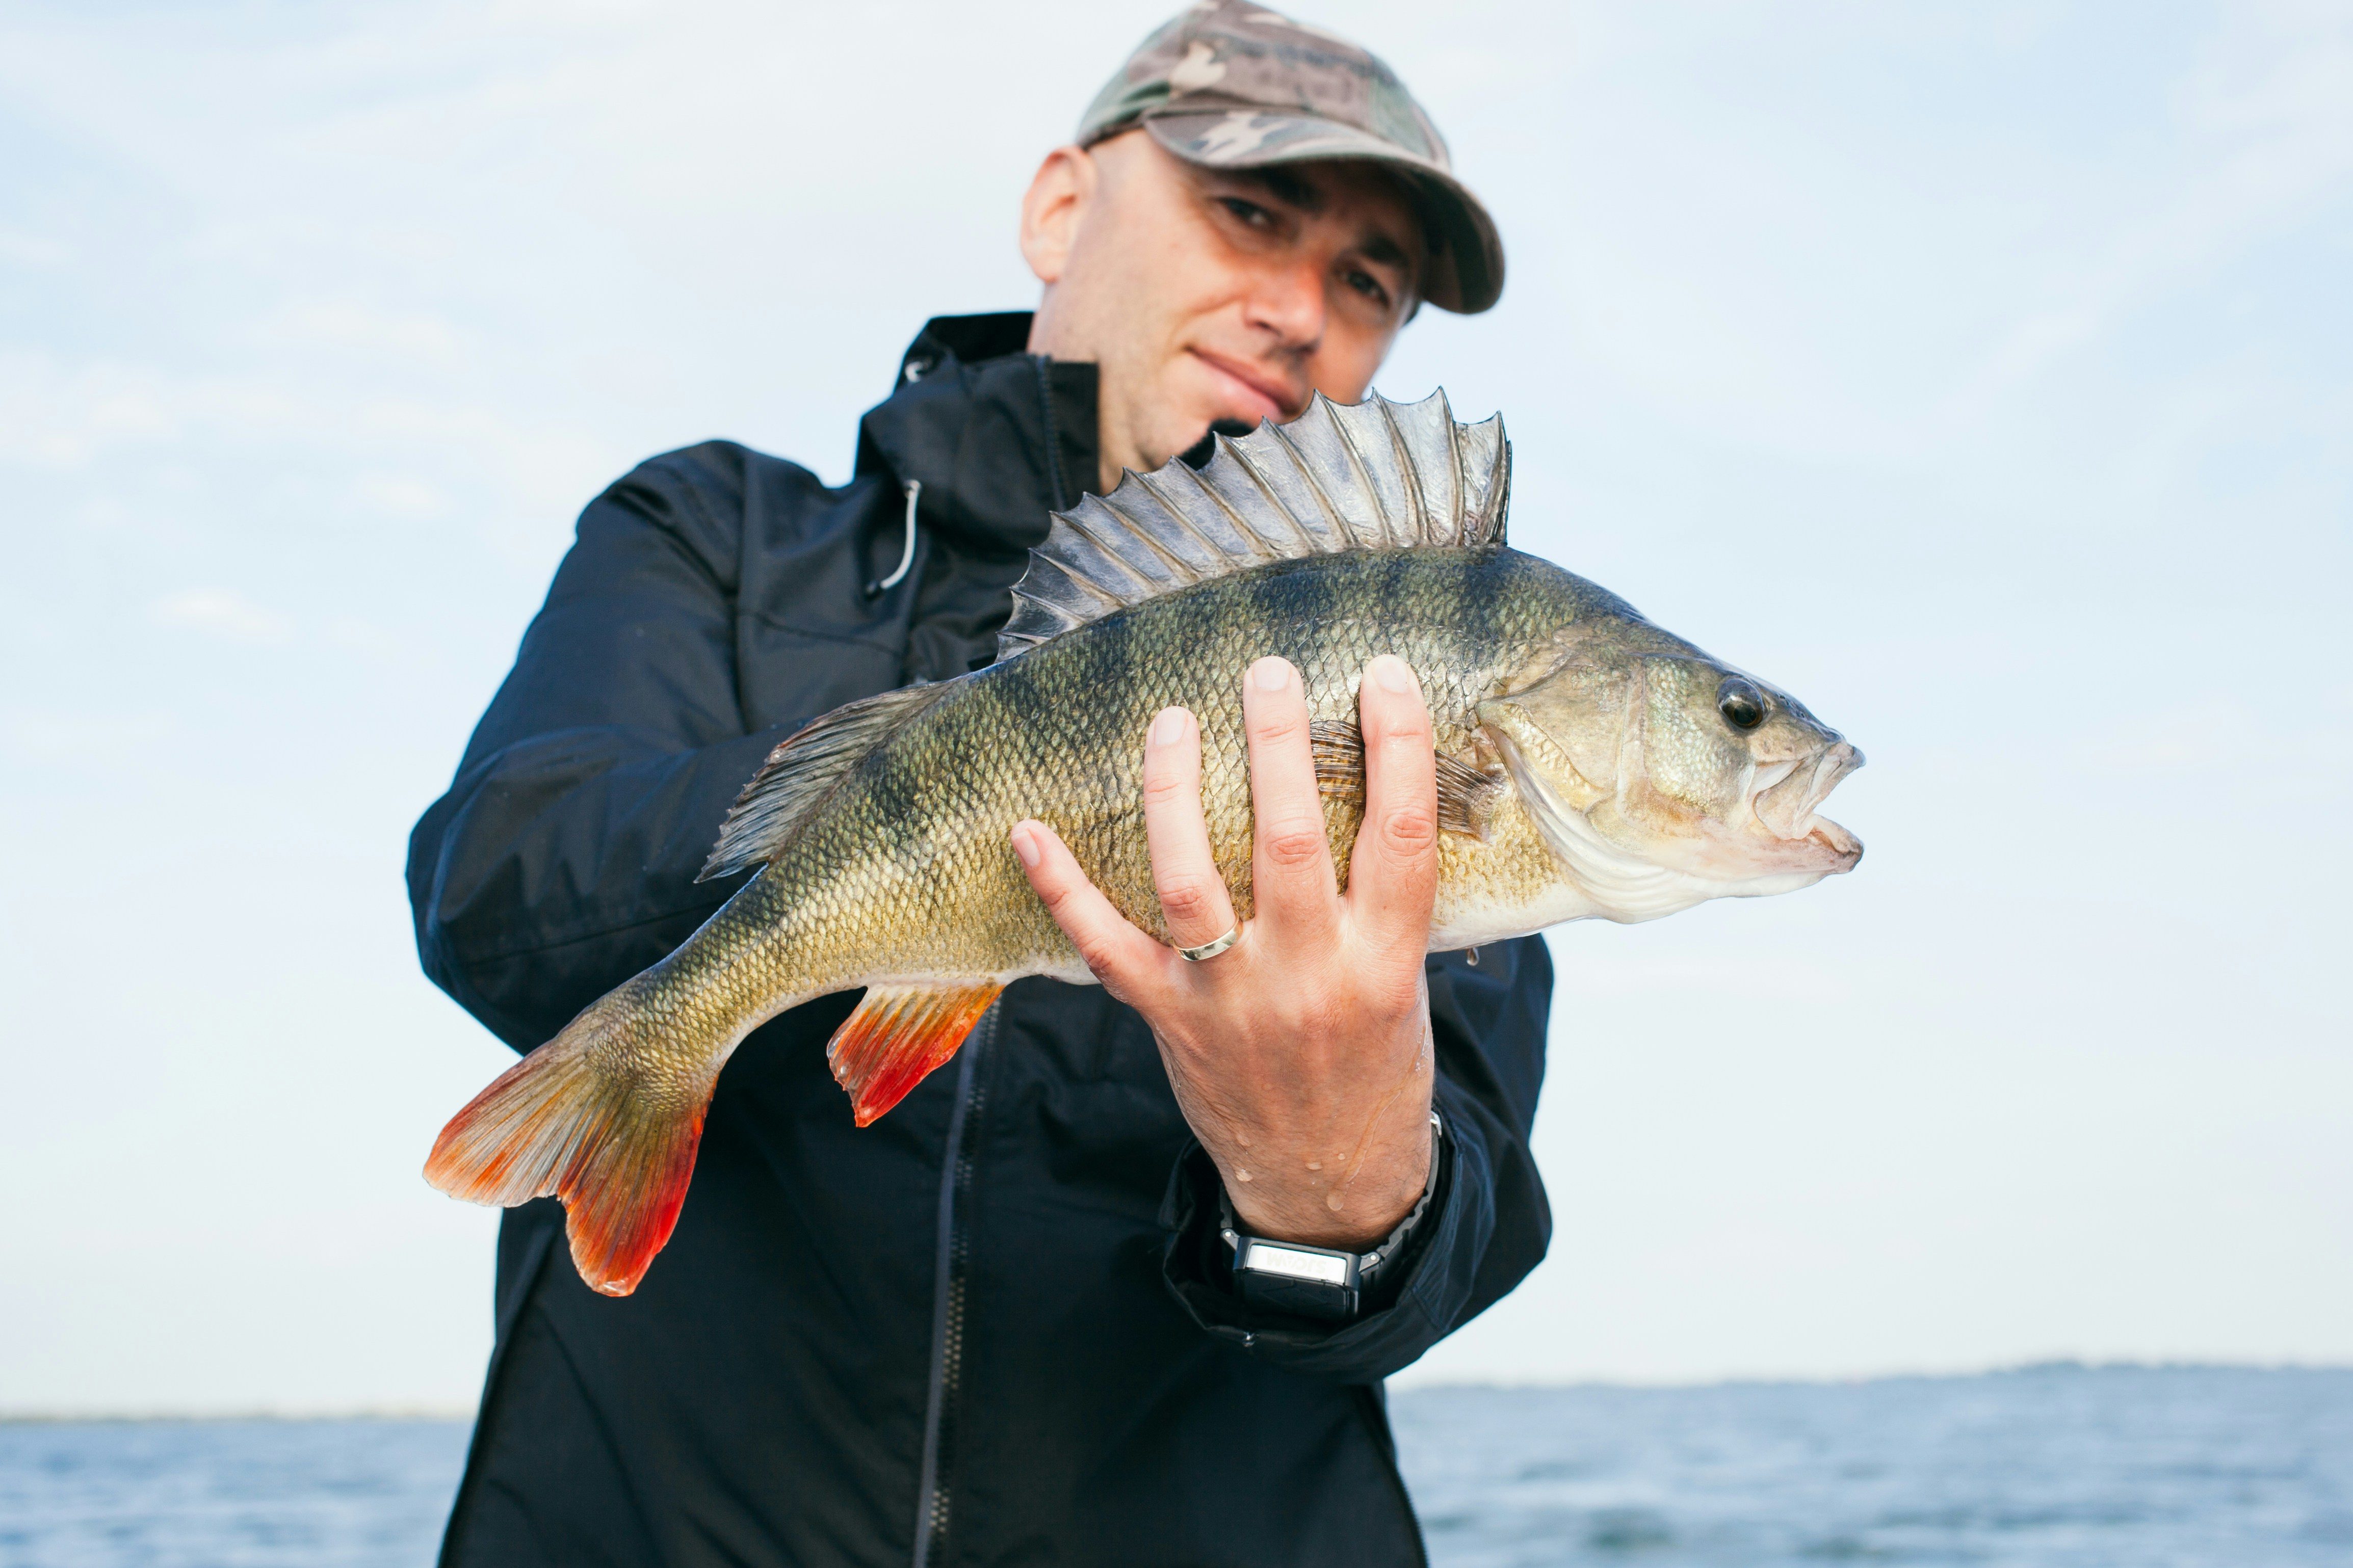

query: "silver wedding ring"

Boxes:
[1176, 924, 1241, 963]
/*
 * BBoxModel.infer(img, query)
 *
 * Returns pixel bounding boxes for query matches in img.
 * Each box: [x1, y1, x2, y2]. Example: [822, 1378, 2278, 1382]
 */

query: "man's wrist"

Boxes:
[1218, 1109, 1445, 1322]
[1216, 1083, 1436, 1248]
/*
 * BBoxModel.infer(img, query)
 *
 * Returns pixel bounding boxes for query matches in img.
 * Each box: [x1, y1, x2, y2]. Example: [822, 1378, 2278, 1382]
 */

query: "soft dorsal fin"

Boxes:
[997, 389, 1510, 661]
[698, 682, 952, 881]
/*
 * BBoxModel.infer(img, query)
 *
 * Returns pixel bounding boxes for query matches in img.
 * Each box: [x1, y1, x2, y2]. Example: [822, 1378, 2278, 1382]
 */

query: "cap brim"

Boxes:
[1139, 110, 1504, 314]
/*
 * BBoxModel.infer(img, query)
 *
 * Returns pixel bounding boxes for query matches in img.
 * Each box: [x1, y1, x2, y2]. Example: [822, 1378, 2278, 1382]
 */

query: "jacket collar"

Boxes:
[854, 312, 1100, 557]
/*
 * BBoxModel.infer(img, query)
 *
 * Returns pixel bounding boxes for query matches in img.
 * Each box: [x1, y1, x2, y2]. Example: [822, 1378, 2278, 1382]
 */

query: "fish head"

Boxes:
[1477, 625, 1863, 923]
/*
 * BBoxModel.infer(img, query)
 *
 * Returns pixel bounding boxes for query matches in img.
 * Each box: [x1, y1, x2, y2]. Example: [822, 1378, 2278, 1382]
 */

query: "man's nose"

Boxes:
[1242, 256, 1326, 352]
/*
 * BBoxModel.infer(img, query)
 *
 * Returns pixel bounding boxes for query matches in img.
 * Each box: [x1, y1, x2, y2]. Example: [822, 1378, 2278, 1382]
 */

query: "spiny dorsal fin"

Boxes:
[698, 682, 952, 881]
[997, 389, 1510, 660]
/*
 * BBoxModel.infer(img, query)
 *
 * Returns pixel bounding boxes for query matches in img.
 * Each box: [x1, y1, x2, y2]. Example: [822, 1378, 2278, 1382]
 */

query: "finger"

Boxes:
[1141, 706, 1238, 949]
[1348, 654, 1441, 953]
[1241, 655, 1340, 942]
[1009, 820, 1168, 997]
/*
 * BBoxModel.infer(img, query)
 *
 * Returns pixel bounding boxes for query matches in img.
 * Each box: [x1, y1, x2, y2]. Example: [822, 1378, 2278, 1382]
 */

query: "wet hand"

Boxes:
[1010, 654, 1438, 1251]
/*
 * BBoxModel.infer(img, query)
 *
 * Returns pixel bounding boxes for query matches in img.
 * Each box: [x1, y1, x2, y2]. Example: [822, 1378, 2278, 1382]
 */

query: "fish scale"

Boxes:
[750, 547, 1556, 992]
[423, 390, 1864, 1296]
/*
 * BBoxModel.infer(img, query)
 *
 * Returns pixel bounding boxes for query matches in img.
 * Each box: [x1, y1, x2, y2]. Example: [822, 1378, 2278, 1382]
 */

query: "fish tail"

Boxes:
[424, 978, 717, 1297]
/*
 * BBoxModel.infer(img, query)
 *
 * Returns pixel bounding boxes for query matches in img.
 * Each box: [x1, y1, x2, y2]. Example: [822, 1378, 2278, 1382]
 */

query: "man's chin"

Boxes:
[1172, 418, 1255, 469]
[1119, 363, 1302, 477]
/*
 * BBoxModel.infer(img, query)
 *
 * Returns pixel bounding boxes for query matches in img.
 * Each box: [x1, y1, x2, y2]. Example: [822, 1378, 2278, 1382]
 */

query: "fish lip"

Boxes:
[1760, 738, 1863, 846]
[1753, 741, 1865, 860]
[1806, 812, 1864, 869]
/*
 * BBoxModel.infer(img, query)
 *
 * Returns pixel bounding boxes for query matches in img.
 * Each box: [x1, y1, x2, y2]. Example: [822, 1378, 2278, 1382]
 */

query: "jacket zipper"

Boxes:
[1032, 355, 1070, 513]
[911, 1005, 997, 1568]
[910, 358, 1049, 1567]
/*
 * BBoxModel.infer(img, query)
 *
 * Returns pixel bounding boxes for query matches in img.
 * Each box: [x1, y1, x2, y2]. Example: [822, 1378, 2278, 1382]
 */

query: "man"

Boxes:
[408, 5, 1551, 1564]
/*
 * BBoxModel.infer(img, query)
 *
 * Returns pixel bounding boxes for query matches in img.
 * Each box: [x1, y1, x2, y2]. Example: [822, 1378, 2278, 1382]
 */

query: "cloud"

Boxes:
[353, 470, 449, 519]
[256, 299, 466, 365]
[151, 587, 293, 645]
[0, 352, 306, 470]
[0, 704, 181, 766]
[0, 229, 74, 267]
[0, 353, 184, 468]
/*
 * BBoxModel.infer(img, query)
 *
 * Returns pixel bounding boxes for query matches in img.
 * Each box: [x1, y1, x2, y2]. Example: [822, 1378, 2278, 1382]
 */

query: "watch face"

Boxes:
[1234, 1238, 1363, 1322]
[1236, 1239, 1356, 1287]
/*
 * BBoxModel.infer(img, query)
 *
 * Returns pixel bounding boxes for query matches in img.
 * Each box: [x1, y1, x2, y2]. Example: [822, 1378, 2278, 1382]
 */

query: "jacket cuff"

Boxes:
[1157, 1078, 1497, 1383]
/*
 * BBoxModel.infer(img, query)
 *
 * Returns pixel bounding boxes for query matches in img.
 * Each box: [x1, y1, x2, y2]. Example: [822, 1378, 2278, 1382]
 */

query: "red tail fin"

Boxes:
[828, 981, 1005, 1126]
[424, 984, 715, 1297]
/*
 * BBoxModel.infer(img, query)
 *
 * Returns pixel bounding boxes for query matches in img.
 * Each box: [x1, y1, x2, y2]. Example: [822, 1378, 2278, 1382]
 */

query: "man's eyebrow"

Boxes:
[1220, 165, 1324, 215]
[1356, 230, 1410, 270]
[1213, 163, 1421, 289]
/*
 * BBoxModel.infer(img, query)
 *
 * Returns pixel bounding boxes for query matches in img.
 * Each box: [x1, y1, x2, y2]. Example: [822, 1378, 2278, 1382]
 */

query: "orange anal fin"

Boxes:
[828, 981, 1005, 1126]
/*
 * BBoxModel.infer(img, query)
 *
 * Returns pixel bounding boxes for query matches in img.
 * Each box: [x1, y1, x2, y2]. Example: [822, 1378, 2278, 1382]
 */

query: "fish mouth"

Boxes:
[1753, 741, 1864, 870]
[1482, 704, 1866, 923]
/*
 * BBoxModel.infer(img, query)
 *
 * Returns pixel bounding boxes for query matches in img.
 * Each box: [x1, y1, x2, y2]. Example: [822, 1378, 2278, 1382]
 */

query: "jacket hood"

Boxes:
[855, 312, 1101, 557]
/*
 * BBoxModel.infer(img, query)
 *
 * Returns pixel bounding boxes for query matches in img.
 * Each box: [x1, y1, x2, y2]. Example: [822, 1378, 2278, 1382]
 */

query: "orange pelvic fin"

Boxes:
[828, 981, 1005, 1126]
[423, 987, 715, 1297]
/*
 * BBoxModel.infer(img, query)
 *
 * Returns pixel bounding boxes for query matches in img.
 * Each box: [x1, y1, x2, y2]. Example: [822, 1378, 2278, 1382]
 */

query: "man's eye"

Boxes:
[1219, 197, 1273, 228]
[1344, 269, 1391, 308]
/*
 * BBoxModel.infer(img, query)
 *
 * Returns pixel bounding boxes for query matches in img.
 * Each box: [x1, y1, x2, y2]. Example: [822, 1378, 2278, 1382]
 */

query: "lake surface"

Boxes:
[3, 1367, 2346, 1565]
[1395, 1366, 2353, 1566]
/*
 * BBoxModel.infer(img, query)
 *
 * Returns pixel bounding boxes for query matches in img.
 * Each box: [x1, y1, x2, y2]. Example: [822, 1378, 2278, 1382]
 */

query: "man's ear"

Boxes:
[1020, 145, 1096, 286]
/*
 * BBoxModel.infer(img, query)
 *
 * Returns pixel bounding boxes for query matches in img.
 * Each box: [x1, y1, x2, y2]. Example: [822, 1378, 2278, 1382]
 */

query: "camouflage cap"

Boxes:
[1077, 1, 1504, 314]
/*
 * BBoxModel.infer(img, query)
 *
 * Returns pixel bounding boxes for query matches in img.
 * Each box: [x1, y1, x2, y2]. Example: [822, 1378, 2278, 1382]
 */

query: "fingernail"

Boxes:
[1251, 657, 1291, 693]
[1009, 824, 1040, 868]
[1371, 655, 1415, 695]
[1150, 707, 1186, 747]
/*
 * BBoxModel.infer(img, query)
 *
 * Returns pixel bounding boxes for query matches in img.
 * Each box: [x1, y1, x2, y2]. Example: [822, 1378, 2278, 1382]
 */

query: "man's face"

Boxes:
[1023, 130, 1425, 494]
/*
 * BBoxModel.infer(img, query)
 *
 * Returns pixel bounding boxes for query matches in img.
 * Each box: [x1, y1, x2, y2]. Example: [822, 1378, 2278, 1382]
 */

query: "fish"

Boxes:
[424, 390, 1865, 1296]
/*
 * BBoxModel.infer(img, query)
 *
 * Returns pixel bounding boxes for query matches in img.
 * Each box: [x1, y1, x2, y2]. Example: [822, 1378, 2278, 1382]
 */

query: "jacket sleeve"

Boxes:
[1158, 936, 1554, 1382]
[406, 445, 798, 1052]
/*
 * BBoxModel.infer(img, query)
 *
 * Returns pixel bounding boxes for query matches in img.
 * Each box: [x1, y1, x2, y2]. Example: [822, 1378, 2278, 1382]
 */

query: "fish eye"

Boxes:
[1716, 676, 1767, 731]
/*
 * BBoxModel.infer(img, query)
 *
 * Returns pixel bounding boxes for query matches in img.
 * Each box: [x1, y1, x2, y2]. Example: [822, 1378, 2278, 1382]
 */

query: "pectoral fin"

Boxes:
[828, 981, 1006, 1126]
[1308, 719, 1503, 840]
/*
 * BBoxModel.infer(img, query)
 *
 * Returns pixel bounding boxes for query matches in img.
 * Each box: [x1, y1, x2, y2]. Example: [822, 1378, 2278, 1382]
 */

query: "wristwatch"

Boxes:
[1219, 1109, 1444, 1323]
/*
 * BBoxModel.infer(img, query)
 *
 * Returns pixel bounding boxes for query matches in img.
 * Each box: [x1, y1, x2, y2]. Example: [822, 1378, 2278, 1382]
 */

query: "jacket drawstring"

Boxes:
[867, 479, 920, 597]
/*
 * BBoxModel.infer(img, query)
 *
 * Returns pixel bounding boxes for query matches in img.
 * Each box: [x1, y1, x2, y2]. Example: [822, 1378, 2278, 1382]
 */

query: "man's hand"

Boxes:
[1009, 653, 1440, 1251]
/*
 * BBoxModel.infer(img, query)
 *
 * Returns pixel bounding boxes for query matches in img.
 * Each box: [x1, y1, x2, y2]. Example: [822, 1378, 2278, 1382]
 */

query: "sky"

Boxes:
[1, 0, 2347, 1415]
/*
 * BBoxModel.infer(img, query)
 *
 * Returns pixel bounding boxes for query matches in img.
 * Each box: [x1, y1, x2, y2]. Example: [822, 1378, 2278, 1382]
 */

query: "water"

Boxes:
[1395, 1367, 2353, 1566]
[0, 1421, 462, 1568]
[2, 1368, 2345, 1566]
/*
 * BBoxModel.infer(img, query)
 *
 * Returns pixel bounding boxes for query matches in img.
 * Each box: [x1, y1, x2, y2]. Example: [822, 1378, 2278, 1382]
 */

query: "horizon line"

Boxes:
[10, 1358, 2350, 1425]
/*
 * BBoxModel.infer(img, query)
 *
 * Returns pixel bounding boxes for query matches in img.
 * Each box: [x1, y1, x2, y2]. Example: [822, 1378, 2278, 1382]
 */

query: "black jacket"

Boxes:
[408, 313, 1555, 1568]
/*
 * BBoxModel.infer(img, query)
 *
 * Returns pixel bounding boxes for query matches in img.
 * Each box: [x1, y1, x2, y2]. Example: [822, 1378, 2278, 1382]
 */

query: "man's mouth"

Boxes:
[1188, 349, 1304, 427]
